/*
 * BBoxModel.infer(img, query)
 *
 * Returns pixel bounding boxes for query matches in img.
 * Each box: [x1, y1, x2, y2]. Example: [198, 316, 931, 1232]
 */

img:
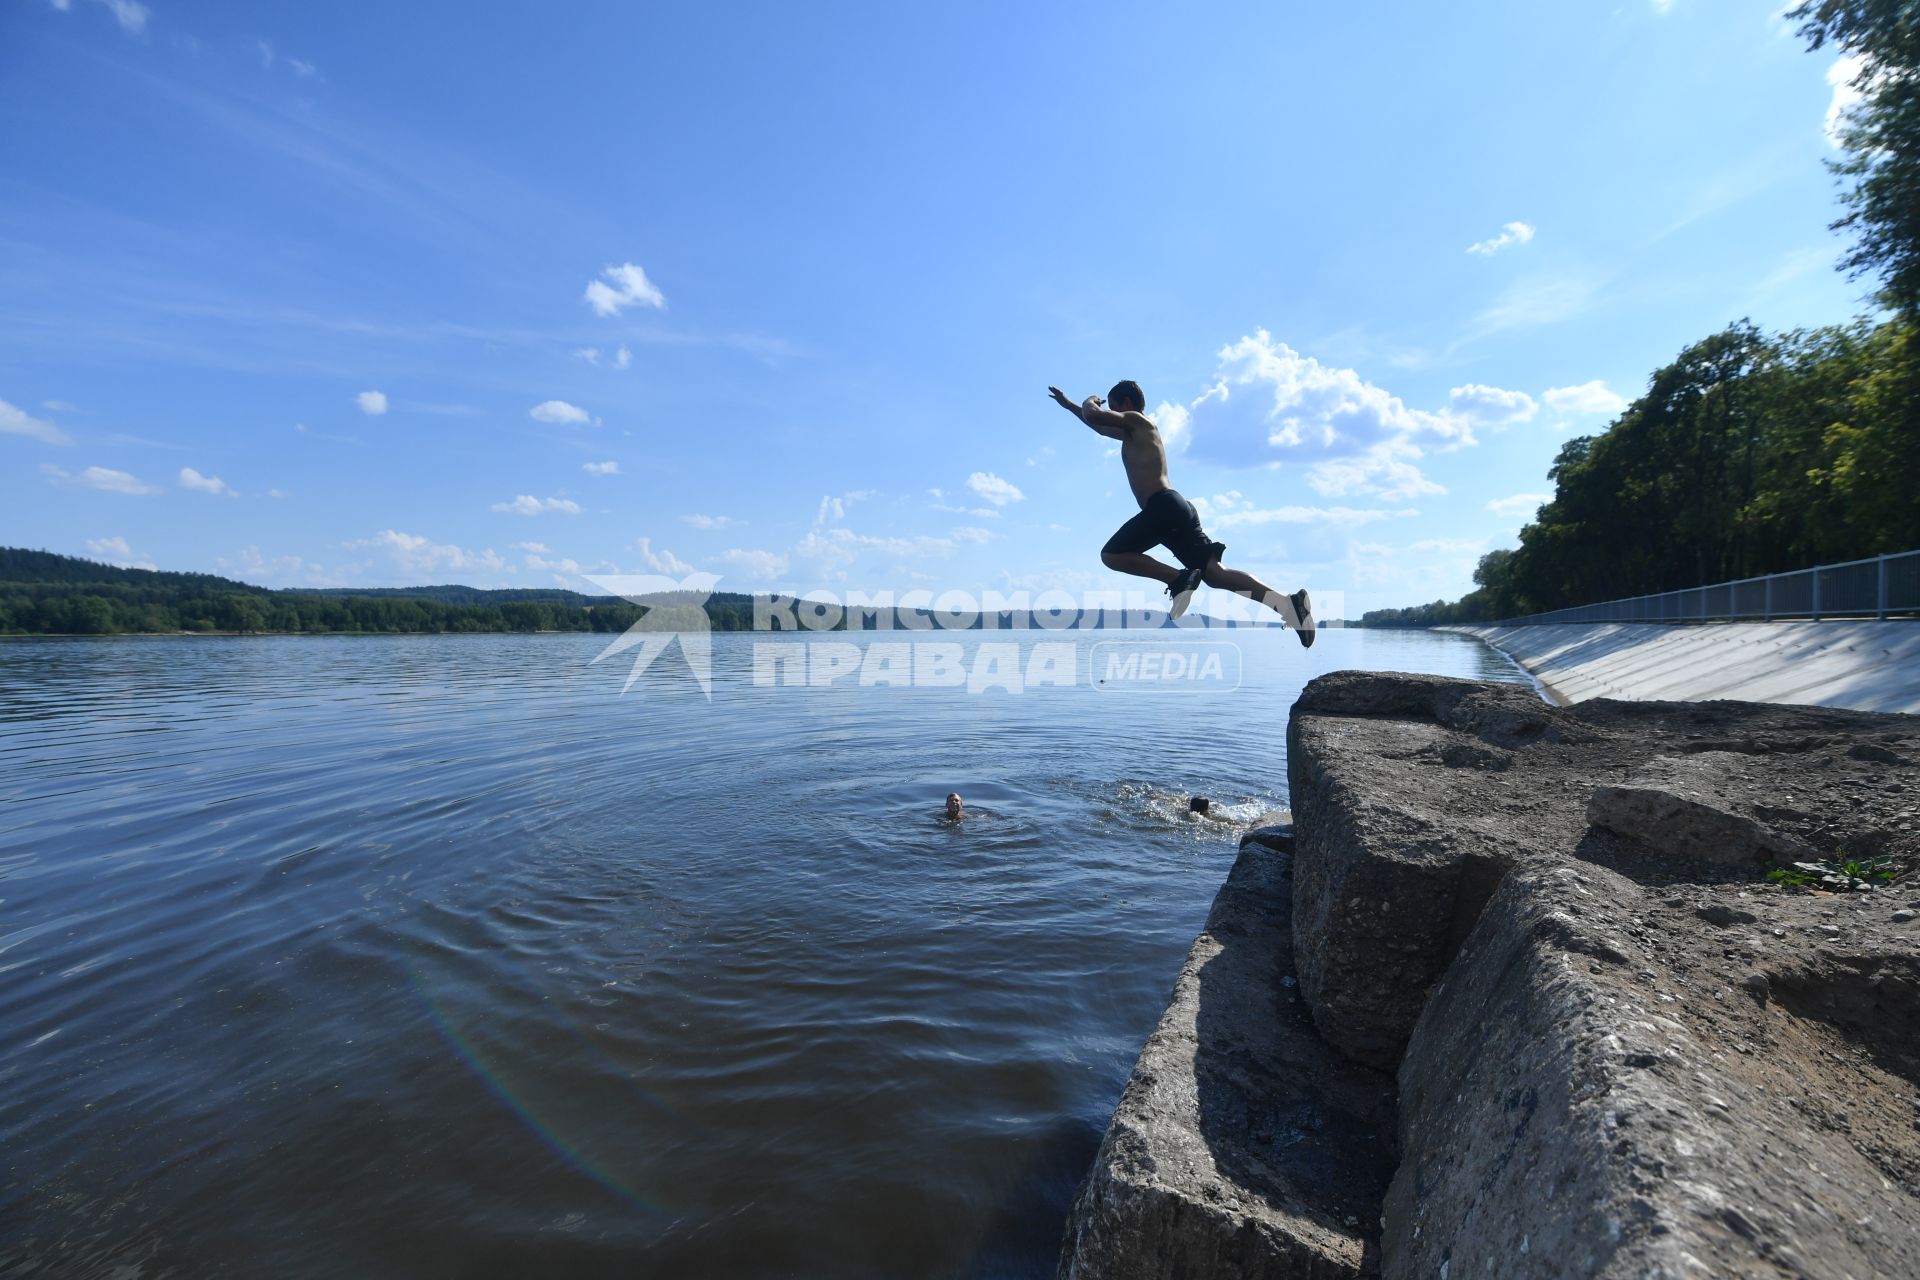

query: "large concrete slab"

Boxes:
[1057, 836, 1397, 1280]
[1463, 621, 1920, 714]
[1386, 861, 1920, 1279]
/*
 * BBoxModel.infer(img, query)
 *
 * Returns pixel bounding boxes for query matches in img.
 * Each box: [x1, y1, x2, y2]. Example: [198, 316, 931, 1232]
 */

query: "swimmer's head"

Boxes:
[945, 793, 963, 820]
[1107, 379, 1145, 413]
[1188, 796, 1210, 815]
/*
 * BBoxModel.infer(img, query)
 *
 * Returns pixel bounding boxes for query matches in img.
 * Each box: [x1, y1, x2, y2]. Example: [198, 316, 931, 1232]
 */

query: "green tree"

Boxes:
[1790, 0, 1920, 313]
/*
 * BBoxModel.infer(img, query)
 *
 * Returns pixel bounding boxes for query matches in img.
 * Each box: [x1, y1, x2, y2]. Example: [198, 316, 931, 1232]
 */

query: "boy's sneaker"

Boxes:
[1290, 588, 1315, 647]
[1166, 564, 1206, 620]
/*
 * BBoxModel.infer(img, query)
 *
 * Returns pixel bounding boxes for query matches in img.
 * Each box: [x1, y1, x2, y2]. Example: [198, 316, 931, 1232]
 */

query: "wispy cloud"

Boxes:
[63, 0, 149, 35]
[43, 464, 160, 494]
[635, 537, 695, 575]
[720, 548, 788, 581]
[967, 472, 1024, 506]
[1460, 271, 1601, 345]
[1486, 492, 1551, 519]
[1542, 381, 1627, 416]
[530, 399, 594, 425]
[1824, 54, 1868, 148]
[681, 513, 737, 528]
[352, 530, 506, 579]
[355, 389, 388, 415]
[85, 535, 156, 570]
[583, 461, 620, 476]
[575, 345, 633, 369]
[1466, 221, 1535, 257]
[490, 495, 582, 516]
[1, 398, 72, 445]
[179, 466, 238, 497]
[1449, 384, 1537, 428]
[584, 263, 667, 317]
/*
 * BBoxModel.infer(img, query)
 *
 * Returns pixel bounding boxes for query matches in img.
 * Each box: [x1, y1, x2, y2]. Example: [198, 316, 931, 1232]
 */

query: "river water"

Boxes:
[0, 628, 1526, 1278]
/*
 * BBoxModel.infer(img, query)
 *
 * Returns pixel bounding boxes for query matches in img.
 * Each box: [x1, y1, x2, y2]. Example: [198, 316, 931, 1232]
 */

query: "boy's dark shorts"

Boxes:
[1101, 489, 1223, 570]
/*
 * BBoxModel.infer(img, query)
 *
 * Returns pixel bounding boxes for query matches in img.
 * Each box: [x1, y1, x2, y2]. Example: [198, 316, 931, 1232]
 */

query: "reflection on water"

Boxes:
[0, 629, 1526, 1278]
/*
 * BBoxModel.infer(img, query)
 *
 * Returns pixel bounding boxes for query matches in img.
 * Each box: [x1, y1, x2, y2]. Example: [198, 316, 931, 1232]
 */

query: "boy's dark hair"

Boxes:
[1108, 380, 1145, 411]
[1188, 796, 1209, 814]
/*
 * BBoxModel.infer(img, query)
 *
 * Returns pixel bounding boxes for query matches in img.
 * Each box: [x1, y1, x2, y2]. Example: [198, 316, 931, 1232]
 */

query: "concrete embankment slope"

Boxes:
[1059, 672, 1920, 1279]
[1459, 620, 1920, 713]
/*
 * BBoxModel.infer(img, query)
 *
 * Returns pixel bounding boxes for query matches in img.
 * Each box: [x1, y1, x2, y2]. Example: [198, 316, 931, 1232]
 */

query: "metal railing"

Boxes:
[1498, 549, 1920, 626]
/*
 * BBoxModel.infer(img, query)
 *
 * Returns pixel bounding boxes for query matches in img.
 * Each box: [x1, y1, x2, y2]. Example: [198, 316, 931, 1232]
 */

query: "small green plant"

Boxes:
[1765, 854, 1895, 892]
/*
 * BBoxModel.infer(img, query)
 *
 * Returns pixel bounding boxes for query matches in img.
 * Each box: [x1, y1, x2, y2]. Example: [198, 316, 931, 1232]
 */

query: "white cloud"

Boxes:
[931, 503, 999, 519]
[268, 488, 288, 499]
[530, 399, 593, 425]
[42, 399, 76, 412]
[583, 461, 620, 476]
[1651, 0, 1674, 12]
[1466, 221, 1536, 257]
[288, 57, 318, 79]
[520, 547, 584, 575]
[720, 548, 789, 580]
[1308, 448, 1445, 501]
[1178, 330, 1474, 499]
[514, 541, 550, 554]
[490, 494, 582, 516]
[1486, 492, 1551, 519]
[949, 526, 994, 544]
[1542, 380, 1628, 417]
[178, 466, 238, 497]
[355, 390, 388, 415]
[1824, 54, 1868, 148]
[1448, 384, 1537, 427]
[967, 471, 1025, 506]
[574, 345, 632, 370]
[98, 0, 147, 33]
[1152, 401, 1191, 453]
[1410, 537, 1489, 554]
[217, 545, 315, 584]
[43, 464, 159, 494]
[85, 535, 156, 570]
[1, 398, 71, 444]
[584, 262, 667, 317]
[813, 489, 877, 527]
[636, 537, 695, 575]
[681, 513, 736, 528]
[795, 527, 956, 576]
[353, 530, 507, 578]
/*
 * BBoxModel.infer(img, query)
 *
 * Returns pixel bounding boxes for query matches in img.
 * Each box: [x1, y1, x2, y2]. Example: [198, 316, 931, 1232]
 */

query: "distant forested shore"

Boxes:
[0, 549, 762, 636]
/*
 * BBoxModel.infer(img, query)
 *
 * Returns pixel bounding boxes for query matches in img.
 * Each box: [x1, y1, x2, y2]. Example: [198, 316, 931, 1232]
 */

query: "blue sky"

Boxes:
[0, 0, 1871, 615]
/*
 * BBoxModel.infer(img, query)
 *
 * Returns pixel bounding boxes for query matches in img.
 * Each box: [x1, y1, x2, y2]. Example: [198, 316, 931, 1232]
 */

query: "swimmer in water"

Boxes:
[1187, 796, 1231, 823]
[944, 793, 964, 822]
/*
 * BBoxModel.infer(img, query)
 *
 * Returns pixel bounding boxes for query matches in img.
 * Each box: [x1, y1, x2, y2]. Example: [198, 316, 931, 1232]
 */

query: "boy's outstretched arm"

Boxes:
[1048, 386, 1127, 440]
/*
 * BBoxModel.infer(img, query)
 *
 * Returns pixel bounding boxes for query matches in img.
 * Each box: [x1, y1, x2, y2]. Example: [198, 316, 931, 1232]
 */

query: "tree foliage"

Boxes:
[1790, 0, 1920, 312]
[1364, 316, 1918, 625]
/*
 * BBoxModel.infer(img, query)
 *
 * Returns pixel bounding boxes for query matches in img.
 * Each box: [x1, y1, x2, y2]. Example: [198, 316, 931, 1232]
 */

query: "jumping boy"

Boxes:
[1048, 380, 1314, 645]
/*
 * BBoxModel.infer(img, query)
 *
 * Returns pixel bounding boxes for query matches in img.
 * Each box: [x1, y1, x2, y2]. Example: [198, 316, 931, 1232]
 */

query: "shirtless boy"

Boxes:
[1048, 380, 1314, 645]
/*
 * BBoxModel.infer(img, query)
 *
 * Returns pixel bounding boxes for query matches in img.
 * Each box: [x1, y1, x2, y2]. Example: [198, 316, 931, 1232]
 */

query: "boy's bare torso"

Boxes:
[1115, 416, 1171, 508]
